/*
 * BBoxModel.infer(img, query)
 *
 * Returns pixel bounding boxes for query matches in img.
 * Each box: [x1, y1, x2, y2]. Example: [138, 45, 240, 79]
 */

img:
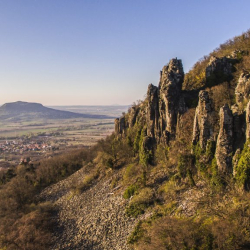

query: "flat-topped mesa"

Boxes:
[192, 90, 214, 149]
[158, 58, 184, 141]
[215, 104, 234, 173]
[146, 84, 159, 138]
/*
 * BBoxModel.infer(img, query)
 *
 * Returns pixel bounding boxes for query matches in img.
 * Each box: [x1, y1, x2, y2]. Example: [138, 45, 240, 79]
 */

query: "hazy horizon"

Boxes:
[0, 101, 130, 107]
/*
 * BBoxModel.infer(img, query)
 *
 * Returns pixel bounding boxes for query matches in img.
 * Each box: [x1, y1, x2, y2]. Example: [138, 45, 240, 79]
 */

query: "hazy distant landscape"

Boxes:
[0, 103, 129, 168]
[49, 105, 129, 117]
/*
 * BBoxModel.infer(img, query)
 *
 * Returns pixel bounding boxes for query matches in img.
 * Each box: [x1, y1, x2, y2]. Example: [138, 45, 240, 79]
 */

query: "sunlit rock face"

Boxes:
[158, 58, 184, 141]
[246, 101, 250, 140]
[205, 56, 233, 78]
[192, 90, 214, 150]
[146, 83, 159, 138]
[235, 72, 250, 106]
[215, 104, 233, 173]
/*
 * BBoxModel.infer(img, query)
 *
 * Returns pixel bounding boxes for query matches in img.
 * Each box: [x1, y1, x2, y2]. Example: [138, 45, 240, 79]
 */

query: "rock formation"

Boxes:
[205, 56, 233, 78]
[231, 104, 245, 150]
[215, 104, 233, 173]
[192, 90, 214, 149]
[235, 72, 250, 106]
[114, 116, 126, 135]
[158, 58, 184, 140]
[115, 57, 246, 174]
[146, 84, 159, 138]
[115, 58, 184, 145]
[246, 101, 250, 140]
[128, 105, 138, 128]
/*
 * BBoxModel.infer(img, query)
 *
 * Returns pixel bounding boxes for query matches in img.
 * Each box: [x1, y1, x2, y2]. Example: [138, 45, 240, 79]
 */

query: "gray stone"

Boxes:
[146, 83, 159, 138]
[192, 90, 214, 149]
[215, 104, 233, 173]
[159, 58, 184, 140]
[128, 105, 138, 128]
[235, 72, 250, 106]
[246, 101, 250, 140]
[114, 116, 126, 135]
[205, 56, 232, 78]
[231, 104, 245, 150]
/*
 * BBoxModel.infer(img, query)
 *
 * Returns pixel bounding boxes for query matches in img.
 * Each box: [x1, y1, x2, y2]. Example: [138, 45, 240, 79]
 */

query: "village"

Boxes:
[0, 138, 51, 154]
[0, 135, 58, 169]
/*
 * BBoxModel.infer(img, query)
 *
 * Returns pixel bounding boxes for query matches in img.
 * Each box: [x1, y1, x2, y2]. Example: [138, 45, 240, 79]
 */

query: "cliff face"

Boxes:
[116, 58, 185, 145]
[215, 104, 234, 173]
[115, 56, 250, 174]
[192, 90, 214, 150]
[158, 58, 184, 141]
[235, 72, 250, 105]
[205, 56, 233, 79]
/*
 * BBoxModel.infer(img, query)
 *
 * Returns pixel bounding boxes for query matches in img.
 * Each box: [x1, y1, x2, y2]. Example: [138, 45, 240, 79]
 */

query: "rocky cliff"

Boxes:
[115, 53, 250, 175]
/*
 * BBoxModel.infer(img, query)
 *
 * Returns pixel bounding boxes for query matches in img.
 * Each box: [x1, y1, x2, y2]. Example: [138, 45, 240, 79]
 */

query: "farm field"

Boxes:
[0, 105, 128, 169]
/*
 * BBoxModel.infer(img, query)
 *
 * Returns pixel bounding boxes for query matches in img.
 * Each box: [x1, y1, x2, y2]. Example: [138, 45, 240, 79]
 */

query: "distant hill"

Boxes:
[0, 101, 113, 121]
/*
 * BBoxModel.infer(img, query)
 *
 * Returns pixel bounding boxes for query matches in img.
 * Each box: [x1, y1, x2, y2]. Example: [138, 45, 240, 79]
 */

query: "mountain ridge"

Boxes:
[0, 101, 113, 121]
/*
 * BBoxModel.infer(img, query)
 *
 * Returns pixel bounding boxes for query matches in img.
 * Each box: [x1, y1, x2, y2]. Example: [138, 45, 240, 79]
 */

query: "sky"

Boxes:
[1, 0, 250, 106]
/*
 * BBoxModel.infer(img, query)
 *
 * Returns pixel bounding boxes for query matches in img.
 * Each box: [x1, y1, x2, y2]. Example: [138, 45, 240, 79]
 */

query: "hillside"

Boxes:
[1, 30, 250, 250]
[0, 101, 112, 121]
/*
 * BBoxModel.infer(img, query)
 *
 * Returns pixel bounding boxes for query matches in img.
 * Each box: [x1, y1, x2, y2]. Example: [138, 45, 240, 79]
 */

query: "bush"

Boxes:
[127, 221, 144, 244]
[235, 141, 250, 190]
[73, 170, 99, 194]
[210, 158, 223, 190]
[155, 143, 169, 165]
[123, 184, 138, 199]
[206, 140, 216, 160]
[126, 188, 154, 217]
[123, 164, 141, 184]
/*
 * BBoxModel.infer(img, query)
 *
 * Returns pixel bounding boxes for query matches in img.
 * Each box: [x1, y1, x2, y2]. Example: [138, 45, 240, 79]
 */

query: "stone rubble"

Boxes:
[40, 168, 143, 250]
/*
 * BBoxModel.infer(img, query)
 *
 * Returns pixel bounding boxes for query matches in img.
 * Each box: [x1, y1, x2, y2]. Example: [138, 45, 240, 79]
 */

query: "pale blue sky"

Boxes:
[1, 0, 250, 105]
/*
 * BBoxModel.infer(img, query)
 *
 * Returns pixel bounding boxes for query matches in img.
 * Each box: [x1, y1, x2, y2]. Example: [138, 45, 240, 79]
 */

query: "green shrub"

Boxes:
[73, 170, 99, 194]
[126, 203, 146, 217]
[139, 129, 152, 167]
[235, 141, 250, 190]
[123, 184, 138, 199]
[206, 140, 216, 160]
[155, 143, 169, 165]
[127, 221, 144, 244]
[123, 164, 141, 184]
[177, 154, 194, 179]
[133, 127, 142, 153]
[210, 158, 223, 190]
[126, 188, 154, 217]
